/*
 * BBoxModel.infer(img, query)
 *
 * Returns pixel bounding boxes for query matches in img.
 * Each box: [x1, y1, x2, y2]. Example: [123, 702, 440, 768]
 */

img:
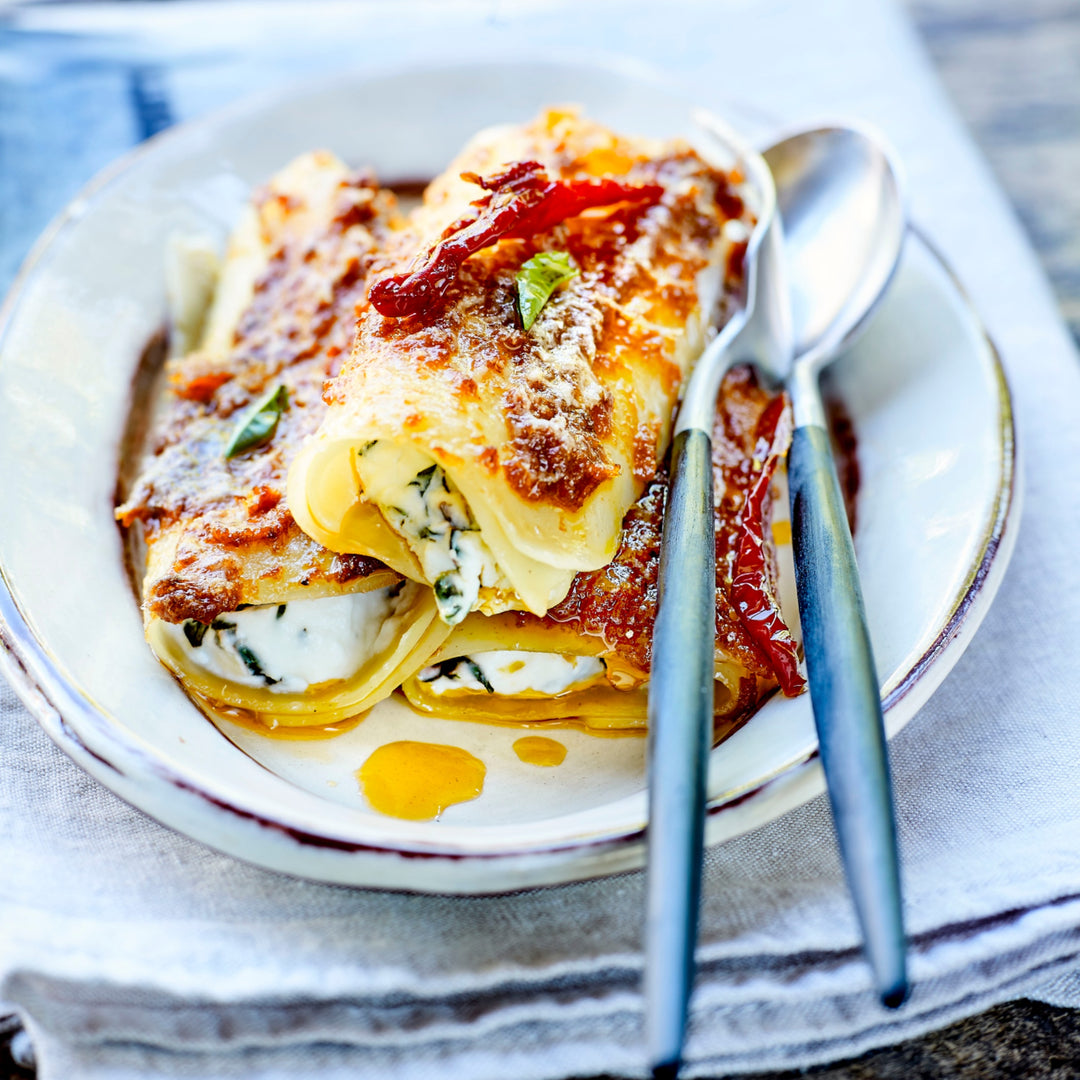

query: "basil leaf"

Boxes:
[182, 621, 208, 648]
[224, 384, 288, 458]
[515, 251, 578, 331]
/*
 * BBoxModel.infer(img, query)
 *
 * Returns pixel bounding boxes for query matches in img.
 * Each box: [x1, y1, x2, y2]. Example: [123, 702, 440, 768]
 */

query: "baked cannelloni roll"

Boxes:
[402, 368, 804, 730]
[117, 152, 449, 728]
[289, 108, 754, 625]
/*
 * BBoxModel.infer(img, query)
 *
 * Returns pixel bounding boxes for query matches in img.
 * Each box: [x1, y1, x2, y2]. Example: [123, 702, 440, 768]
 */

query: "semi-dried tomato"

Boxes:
[368, 161, 662, 318]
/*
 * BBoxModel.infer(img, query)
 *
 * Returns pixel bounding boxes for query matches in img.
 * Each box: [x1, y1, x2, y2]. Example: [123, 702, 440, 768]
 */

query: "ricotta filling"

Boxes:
[166, 587, 405, 694]
[358, 442, 502, 626]
[419, 650, 606, 697]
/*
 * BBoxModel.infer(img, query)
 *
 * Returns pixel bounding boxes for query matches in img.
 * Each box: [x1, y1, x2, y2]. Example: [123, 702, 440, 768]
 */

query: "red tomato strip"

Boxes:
[731, 396, 806, 697]
[368, 161, 663, 318]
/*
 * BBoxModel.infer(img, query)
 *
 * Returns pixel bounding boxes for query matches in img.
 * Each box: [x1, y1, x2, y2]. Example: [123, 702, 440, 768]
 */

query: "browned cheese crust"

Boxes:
[326, 112, 749, 514]
[519, 366, 786, 681]
[118, 168, 399, 624]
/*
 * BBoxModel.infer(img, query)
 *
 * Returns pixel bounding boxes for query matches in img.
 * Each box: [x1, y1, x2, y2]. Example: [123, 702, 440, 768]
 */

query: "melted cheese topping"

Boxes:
[161, 589, 404, 694]
[118, 152, 402, 626]
[288, 109, 755, 623]
[419, 650, 606, 696]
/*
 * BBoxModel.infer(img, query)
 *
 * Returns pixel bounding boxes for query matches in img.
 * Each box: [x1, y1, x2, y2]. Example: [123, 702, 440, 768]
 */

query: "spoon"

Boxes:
[645, 116, 793, 1080]
[765, 125, 909, 1008]
[645, 120, 906, 1079]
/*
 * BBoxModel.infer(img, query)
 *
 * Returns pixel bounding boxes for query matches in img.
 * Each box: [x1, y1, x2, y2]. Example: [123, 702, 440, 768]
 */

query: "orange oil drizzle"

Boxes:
[513, 736, 568, 767]
[357, 741, 486, 821]
[196, 695, 368, 740]
[413, 707, 646, 739]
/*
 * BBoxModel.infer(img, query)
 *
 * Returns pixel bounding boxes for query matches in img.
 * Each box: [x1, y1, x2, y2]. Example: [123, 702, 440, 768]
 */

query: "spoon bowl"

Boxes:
[767, 127, 905, 418]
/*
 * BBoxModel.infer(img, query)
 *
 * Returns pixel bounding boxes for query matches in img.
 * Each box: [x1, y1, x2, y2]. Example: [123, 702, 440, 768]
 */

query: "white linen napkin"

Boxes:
[2, 1, 1080, 1077]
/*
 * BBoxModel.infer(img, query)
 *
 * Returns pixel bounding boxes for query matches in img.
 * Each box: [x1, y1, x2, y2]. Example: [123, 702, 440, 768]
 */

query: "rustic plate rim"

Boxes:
[0, 61, 1019, 892]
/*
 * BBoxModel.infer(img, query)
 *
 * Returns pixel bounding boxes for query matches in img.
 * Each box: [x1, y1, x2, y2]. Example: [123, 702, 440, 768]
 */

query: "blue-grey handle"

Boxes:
[645, 427, 716, 1079]
[787, 423, 908, 1008]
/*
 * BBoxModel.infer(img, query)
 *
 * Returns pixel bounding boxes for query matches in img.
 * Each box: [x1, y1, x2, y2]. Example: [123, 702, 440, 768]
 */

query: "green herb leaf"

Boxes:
[236, 642, 279, 686]
[433, 572, 470, 624]
[434, 574, 462, 604]
[224, 384, 288, 459]
[419, 657, 464, 684]
[410, 464, 438, 495]
[467, 659, 495, 694]
[182, 621, 208, 648]
[515, 251, 578, 331]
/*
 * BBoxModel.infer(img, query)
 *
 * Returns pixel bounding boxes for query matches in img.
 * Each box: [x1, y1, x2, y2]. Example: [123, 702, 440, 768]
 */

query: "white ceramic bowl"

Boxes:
[0, 61, 1018, 892]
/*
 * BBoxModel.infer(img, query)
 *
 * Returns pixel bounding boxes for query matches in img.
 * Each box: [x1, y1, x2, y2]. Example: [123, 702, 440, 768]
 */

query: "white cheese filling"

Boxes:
[165, 587, 405, 694]
[419, 650, 606, 697]
[357, 441, 503, 626]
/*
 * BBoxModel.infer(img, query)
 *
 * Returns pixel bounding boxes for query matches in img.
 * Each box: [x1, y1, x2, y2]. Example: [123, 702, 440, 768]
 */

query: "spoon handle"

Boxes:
[787, 417, 908, 1008]
[645, 426, 717, 1078]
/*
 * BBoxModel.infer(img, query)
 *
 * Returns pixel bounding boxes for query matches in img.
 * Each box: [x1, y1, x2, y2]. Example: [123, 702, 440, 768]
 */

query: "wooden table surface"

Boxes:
[912, 0, 1080, 349]
[2, 1, 1079, 1077]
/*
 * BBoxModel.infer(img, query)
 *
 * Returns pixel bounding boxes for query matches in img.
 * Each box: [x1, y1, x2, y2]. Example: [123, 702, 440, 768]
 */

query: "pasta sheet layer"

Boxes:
[289, 108, 753, 620]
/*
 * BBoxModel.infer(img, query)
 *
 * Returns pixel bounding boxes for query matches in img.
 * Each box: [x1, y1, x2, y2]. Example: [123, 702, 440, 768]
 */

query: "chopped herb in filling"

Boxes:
[181, 617, 277, 685]
[418, 651, 607, 696]
[467, 659, 496, 694]
[170, 590, 403, 694]
[236, 642, 279, 684]
[358, 443, 496, 626]
[419, 656, 495, 694]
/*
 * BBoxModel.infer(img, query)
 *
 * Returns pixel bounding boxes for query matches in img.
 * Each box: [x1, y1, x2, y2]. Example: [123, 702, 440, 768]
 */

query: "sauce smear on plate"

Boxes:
[513, 736, 567, 767]
[357, 741, 485, 820]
